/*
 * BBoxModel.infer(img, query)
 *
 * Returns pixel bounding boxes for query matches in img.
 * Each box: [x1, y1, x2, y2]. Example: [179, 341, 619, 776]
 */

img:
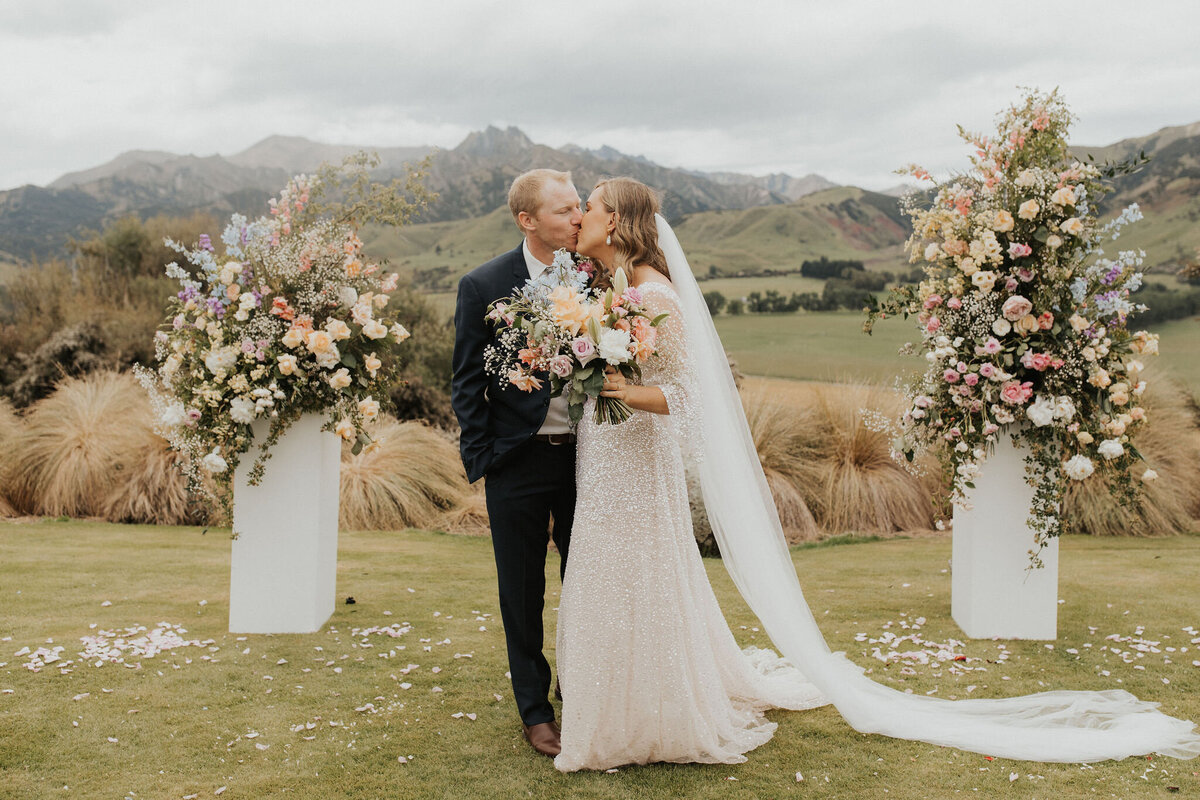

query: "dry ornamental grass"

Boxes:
[339, 416, 472, 531]
[1063, 374, 1200, 537]
[0, 398, 20, 516]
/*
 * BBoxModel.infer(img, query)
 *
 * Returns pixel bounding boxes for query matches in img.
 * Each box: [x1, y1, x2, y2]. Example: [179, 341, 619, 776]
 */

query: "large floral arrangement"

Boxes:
[485, 250, 666, 424]
[137, 155, 430, 519]
[865, 90, 1158, 561]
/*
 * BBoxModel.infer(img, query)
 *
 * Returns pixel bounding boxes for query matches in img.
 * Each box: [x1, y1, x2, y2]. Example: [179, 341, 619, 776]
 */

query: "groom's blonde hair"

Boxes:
[508, 169, 573, 225]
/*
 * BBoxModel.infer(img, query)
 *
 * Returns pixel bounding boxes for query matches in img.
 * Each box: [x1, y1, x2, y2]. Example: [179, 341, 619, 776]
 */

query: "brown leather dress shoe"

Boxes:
[522, 720, 562, 757]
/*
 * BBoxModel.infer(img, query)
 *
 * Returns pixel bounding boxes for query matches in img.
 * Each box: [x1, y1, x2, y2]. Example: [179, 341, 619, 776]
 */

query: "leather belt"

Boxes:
[532, 433, 576, 445]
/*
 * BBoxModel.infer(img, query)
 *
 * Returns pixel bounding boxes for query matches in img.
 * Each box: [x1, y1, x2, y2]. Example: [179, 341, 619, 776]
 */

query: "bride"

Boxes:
[552, 177, 1200, 772]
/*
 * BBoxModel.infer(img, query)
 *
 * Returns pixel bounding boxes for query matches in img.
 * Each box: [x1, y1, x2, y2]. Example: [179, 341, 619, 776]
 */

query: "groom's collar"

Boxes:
[521, 238, 553, 280]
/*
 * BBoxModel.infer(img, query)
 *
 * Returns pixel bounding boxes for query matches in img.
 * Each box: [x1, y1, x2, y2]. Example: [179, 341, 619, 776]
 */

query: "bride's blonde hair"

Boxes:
[593, 178, 669, 286]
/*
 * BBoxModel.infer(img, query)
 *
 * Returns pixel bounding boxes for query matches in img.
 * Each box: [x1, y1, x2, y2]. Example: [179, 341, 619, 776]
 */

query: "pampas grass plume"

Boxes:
[340, 416, 471, 531]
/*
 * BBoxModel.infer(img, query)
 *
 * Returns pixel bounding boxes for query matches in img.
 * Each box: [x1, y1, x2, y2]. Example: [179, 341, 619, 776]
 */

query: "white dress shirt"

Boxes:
[523, 240, 572, 436]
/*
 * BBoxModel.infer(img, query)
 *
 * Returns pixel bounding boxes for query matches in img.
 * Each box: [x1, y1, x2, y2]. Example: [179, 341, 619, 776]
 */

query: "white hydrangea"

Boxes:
[1026, 396, 1056, 427]
[1063, 454, 1095, 481]
[202, 449, 228, 474]
[597, 327, 633, 365]
[203, 347, 238, 376]
[1097, 439, 1125, 460]
[1053, 396, 1076, 421]
[229, 396, 257, 424]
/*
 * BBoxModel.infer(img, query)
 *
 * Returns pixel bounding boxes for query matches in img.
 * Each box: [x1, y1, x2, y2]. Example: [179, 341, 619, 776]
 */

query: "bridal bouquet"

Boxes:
[484, 250, 666, 424]
[864, 89, 1157, 556]
[136, 155, 429, 517]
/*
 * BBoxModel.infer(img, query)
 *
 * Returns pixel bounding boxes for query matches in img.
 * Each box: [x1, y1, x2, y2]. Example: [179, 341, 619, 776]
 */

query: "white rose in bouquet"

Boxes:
[1097, 439, 1125, 460]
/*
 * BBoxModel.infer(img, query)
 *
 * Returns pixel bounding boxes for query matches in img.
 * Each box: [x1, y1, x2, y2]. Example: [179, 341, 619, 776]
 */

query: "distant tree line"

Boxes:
[1130, 282, 1200, 327]
[799, 256, 867, 280]
[702, 263, 923, 316]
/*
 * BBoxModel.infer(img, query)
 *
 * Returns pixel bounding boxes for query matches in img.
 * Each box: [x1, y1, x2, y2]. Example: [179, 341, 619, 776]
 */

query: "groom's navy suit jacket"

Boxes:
[451, 244, 553, 483]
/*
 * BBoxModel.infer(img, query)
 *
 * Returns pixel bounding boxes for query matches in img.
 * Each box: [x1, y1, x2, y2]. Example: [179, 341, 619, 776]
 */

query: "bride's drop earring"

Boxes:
[606, 233, 612, 246]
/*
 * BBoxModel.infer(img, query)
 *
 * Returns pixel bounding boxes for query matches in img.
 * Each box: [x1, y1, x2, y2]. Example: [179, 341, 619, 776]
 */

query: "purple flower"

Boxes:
[198, 233, 213, 252]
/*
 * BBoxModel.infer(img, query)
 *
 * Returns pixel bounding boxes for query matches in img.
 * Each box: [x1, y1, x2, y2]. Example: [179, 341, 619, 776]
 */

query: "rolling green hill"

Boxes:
[362, 186, 913, 290]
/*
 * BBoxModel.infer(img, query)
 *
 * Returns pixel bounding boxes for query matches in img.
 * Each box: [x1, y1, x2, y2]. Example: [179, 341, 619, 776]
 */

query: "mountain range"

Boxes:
[1, 121, 1198, 278]
[0, 127, 834, 261]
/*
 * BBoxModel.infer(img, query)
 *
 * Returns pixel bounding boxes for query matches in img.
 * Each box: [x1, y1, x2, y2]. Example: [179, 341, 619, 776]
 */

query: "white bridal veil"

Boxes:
[653, 214, 1200, 762]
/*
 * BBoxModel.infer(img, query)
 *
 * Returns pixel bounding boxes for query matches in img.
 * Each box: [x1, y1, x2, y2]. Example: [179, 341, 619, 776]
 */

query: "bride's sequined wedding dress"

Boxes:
[554, 282, 826, 772]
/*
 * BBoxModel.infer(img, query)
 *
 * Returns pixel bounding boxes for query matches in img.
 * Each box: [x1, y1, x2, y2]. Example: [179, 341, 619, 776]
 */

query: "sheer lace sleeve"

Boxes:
[640, 282, 703, 460]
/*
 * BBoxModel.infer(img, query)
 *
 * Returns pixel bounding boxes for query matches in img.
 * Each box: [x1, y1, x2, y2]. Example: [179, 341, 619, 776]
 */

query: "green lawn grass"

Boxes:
[3, 520, 1199, 798]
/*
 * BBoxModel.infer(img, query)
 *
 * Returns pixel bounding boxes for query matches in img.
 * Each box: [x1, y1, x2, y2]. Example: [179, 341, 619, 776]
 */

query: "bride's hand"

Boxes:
[600, 366, 628, 401]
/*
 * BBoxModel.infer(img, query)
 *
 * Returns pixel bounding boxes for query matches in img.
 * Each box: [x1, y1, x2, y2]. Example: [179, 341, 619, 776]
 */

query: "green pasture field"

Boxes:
[2, 520, 1198, 798]
[696, 274, 827, 299]
[712, 310, 1200, 397]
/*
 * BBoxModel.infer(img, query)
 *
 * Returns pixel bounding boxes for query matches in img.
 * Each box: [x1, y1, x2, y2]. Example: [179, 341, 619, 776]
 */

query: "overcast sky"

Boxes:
[3, 0, 1199, 192]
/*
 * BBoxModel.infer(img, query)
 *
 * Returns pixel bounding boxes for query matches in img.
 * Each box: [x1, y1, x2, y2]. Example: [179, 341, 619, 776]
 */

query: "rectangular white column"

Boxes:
[229, 413, 341, 634]
[951, 430, 1059, 640]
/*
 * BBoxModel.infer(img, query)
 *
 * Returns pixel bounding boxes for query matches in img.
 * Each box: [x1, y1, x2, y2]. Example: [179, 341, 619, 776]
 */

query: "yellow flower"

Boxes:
[282, 327, 305, 349]
[357, 396, 380, 421]
[328, 368, 352, 390]
[548, 286, 590, 335]
[992, 210, 1014, 232]
[306, 330, 334, 354]
[1018, 200, 1040, 220]
[325, 319, 352, 340]
[277, 354, 298, 375]
[364, 352, 382, 378]
[1013, 313, 1039, 335]
[361, 319, 388, 340]
[1061, 217, 1084, 236]
[335, 418, 355, 440]
[1050, 186, 1076, 206]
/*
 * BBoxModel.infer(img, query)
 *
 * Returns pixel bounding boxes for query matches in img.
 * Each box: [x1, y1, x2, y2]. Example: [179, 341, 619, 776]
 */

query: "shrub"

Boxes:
[339, 416, 472, 531]
[7, 322, 108, 407]
[703, 291, 727, 316]
[389, 376, 456, 430]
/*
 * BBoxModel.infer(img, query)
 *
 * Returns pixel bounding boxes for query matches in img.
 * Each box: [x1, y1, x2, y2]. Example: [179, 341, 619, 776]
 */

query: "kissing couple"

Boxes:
[451, 170, 1200, 771]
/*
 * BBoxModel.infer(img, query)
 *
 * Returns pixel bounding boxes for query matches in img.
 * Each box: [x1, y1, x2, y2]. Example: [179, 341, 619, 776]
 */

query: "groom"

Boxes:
[451, 169, 582, 757]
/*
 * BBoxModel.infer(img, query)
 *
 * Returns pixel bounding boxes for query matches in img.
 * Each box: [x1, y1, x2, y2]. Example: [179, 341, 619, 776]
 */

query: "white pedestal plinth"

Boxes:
[951, 431, 1059, 640]
[230, 414, 341, 634]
